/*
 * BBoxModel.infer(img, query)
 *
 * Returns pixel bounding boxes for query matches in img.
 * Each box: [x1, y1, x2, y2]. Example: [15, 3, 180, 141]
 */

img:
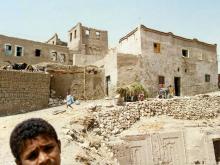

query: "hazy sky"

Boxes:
[0, 0, 219, 52]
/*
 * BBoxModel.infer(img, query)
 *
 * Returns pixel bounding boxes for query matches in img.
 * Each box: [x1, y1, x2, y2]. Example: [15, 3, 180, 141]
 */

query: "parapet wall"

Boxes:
[0, 70, 50, 116]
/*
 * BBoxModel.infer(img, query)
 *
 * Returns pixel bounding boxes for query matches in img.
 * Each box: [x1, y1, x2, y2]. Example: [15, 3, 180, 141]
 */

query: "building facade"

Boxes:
[68, 22, 108, 55]
[0, 23, 218, 98]
[0, 34, 70, 65]
[105, 25, 218, 97]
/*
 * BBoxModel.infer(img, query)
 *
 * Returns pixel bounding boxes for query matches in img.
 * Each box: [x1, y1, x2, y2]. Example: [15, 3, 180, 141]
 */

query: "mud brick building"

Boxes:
[0, 22, 218, 98]
[104, 25, 218, 97]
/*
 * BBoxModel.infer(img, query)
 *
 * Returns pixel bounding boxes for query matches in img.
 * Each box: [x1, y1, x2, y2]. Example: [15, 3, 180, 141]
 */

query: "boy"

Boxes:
[66, 92, 74, 109]
[10, 118, 61, 165]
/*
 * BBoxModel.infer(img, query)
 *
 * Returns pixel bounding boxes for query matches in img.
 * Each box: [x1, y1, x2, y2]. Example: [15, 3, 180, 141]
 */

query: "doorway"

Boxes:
[106, 76, 111, 96]
[174, 77, 181, 96]
[213, 139, 220, 163]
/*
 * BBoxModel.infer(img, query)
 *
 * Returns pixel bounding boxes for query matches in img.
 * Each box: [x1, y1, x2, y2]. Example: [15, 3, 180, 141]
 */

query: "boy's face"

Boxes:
[17, 134, 61, 165]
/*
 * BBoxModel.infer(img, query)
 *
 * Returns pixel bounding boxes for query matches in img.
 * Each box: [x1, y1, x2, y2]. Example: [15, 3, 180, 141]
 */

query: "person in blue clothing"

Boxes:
[66, 92, 74, 109]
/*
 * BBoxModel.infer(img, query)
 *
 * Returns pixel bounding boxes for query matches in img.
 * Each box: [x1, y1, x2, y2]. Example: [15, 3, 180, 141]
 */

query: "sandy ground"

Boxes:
[0, 99, 113, 165]
[1, 92, 220, 164]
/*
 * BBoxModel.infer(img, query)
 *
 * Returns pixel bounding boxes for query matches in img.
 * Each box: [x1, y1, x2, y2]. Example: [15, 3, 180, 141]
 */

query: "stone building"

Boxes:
[104, 25, 218, 97]
[0, 23, 218, 98]
[0, 22, 108, 66]
[68, 22, 108, 55]
[0, 34, 70, 65]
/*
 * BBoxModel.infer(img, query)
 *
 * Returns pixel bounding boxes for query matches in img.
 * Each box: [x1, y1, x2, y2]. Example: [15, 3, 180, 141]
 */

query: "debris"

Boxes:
[52, 109, 66, 115]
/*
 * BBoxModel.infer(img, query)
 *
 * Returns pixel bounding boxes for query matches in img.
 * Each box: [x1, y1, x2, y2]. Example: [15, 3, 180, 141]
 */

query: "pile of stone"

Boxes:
[92, 94, 220, 137]
[93, 105, 140, 136]
[48, 98, 65, 107]
[140, 94, 219, 120]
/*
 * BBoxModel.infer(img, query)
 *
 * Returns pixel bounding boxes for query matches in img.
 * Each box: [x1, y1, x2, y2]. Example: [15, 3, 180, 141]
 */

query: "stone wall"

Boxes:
[117, 27, 142, 55]
[0, 34, 70, 65]
[93, 94, 220, 137]
[117, 25, 218, 97]
[140, 25, 218, 97]
[73, 54, 104, 66]
[47, 64, 105, 100]
[117, 53, 141, 87]
[68, 23, 108, 55]
[0, 70, 50, 116]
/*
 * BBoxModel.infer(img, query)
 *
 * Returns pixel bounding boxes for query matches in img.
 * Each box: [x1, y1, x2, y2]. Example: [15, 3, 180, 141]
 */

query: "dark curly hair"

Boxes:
[10, 118, 59, 161]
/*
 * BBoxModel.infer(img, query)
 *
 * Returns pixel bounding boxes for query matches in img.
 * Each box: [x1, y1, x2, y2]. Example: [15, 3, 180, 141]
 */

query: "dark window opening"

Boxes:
[52, 41, 55, 45]
[205, 74, 210, 82]
[35, 49, 41, 57]
[182, 49, 189, 57]
[174, 77, 181, 96]
[106, 76, 111, 96]
[5, 44, 12, 55]
[185, 69, 187, 73]
[213, 139, 220, 163]
[154, 42, 161, 53]
[177, 68, 180, 72]
[16, 46, 23, 56]
[70, 33, 72, 41]
[159, 76, 165, 87]
[74, 30, 77, 38]
[5, 45, 12, 51]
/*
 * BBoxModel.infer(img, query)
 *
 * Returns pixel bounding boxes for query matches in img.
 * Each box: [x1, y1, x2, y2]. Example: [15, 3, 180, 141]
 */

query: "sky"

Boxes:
[0, 0, 220, 53]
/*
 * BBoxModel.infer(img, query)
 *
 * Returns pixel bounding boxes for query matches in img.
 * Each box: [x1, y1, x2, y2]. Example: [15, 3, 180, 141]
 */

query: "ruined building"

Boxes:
[0, 23, 218, 98]
[0, 22, 108, 66]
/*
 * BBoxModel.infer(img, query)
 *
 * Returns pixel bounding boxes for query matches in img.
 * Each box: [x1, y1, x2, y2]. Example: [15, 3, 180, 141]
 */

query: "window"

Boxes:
[50, 51, 57, 61]
[85, 30, 90, 36]
[70, 33, 72, 41]
[15, 46, 23, 56]
[205, 74, 210, 82]
[35, 49, 41, 57]
[158, 76, 165, 87]
[74, 30, 77, 38]
[96, 31, 100, 39]
[182, 49, 189, 58]
[4, 44, 12, 55]
[58, 53, 65, 63]
[153, 42, 161, 53]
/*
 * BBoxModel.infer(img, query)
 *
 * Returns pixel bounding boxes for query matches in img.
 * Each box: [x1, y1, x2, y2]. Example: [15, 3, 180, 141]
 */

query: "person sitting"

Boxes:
[10, 118, 61, 165]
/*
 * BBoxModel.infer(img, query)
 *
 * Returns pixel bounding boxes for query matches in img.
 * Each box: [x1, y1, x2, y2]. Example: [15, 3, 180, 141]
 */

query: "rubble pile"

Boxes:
[92, 94, 220, 136]
[63, 112, 118, 165]
[140, 94, 219, 120]
[48, 98, 65, 107]
[93, 106, 140, 137]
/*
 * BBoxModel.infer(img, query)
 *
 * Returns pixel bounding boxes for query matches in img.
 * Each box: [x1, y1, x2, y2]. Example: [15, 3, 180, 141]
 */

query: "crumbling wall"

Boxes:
[117, 53, 141, 87]
[68, 23, 108, 55]
[48, 64, 105, 100]
[0, 70, 50, 116]
[73, 54, 104, 66]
